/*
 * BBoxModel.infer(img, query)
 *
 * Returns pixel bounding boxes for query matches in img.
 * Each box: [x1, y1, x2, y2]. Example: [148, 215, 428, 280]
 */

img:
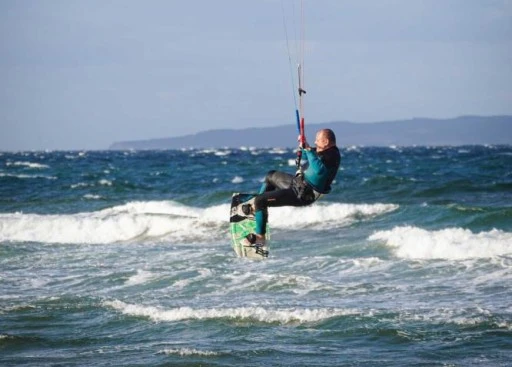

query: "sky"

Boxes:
[1, 0, 511, 150]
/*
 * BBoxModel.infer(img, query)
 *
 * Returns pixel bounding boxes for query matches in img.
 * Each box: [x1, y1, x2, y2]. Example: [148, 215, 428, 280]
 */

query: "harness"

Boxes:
[292, 174, 322, 203]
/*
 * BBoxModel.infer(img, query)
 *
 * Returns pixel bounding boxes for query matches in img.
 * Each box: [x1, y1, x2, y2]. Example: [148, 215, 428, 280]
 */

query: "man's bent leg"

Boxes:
[259, 170, 295, 194]
[253, 187, 303, 240]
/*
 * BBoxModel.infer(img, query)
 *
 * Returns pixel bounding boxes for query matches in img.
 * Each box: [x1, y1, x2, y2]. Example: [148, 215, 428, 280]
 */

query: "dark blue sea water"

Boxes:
[1, 145, 511, 366]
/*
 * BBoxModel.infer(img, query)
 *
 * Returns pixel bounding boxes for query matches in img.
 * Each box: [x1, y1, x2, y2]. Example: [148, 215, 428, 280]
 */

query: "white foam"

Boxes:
[352, 257, 384, 268]
[0, 200, 227, 245]
[158, 348, 219, 356]
[398, 307, 511, 330]
[214, 150, 231, 156]
[231, 176, 244, 184]
[6, 161, 49, 169]
[269, 148, 288, 155]
[71, 182, 89, 189]
[270, 202, 399, 228]
[369, 226, 512, 260]
[346, 145, 361, 152]
[126, 270, 155, 286]
[104, 300, 358, 324]
[83, 194, 102, 200]
[0, 200, 397, 245]
[99, 179, 112, 186]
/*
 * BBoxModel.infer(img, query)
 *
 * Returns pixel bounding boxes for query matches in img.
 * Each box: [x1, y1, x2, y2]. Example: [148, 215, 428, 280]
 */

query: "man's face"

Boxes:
[315, 132, 329, 152]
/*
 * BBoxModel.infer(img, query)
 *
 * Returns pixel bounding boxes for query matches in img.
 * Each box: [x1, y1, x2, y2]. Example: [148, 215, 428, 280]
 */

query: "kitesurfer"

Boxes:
[244, 128, 341, 246]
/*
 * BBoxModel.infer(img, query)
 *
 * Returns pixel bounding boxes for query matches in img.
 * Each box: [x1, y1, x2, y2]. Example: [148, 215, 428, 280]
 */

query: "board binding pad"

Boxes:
[230, 193, 269, 259]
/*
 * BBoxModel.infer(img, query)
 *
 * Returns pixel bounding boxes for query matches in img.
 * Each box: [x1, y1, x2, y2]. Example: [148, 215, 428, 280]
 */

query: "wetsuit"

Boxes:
[253, 145, 341, 236]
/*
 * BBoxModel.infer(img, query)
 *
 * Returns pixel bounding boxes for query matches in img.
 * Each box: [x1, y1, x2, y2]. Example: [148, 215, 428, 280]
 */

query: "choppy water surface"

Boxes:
[1, 146, 511, 366]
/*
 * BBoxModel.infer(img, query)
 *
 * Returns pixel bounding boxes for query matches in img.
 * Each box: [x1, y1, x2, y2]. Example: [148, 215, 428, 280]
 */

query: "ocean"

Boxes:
[1, 145, 511, 366]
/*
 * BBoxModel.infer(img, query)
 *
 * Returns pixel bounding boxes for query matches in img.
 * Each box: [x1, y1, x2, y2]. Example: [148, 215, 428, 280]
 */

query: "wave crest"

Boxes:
[104, 300, 357, 324]
[369, 226, 512, 260]
[0, 200, 397, 245]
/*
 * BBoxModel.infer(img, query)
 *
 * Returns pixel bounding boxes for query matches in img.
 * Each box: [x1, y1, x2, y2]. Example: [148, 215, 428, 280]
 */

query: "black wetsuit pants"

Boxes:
[253, 170, 316, 235]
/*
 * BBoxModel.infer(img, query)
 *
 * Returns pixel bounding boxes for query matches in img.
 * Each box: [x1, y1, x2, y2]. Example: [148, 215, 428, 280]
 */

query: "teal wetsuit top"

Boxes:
[301, 145, 341, 194]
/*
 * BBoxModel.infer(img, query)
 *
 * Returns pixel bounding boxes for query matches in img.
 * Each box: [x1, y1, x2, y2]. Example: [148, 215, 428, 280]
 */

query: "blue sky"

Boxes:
[1, 0, 511, 150]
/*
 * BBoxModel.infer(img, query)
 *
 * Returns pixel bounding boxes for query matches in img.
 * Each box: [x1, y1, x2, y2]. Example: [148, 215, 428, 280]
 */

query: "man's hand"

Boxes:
[297, 135, 310, 150]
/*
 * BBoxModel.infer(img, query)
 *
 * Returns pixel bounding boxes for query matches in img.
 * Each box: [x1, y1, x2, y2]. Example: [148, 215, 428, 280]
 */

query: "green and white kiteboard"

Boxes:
[229, 193, 269, 259]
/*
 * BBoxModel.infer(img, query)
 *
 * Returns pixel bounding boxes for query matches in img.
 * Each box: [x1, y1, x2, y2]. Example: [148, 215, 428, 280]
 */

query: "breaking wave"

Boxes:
[0, 200, 397, 245]
[104, 300, 357, 324]
[369, 226, 512, 259]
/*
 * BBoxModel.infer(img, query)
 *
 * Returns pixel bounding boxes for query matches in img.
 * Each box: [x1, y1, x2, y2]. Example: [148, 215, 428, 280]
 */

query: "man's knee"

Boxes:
[265, 170, 277, 183]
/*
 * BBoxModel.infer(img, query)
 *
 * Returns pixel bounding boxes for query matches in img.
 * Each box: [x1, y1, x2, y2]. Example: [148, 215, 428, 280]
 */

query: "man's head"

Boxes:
[314, 129, 336, 152]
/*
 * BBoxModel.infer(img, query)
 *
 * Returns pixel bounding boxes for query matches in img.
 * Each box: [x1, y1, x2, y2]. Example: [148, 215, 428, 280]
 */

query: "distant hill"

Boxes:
[109, 115, 512, 149]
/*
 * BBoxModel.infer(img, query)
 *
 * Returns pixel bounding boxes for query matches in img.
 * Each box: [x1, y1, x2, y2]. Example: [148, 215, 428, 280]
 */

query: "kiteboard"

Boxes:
[229, 193, 269, 259]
